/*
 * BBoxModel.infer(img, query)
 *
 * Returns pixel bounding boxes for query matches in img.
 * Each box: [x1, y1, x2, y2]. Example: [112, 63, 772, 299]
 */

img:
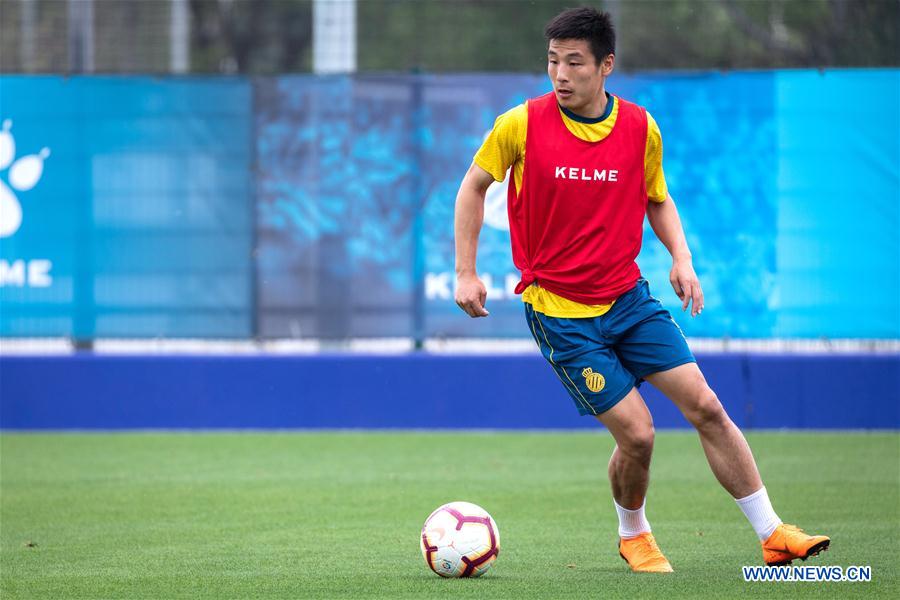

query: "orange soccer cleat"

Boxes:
[761, 524, 830, 566]
[618, 532, 674, 573]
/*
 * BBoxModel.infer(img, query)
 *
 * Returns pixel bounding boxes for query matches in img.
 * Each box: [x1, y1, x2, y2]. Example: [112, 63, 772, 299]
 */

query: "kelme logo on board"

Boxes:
[0, 119, 50, 239]
[0, 119, 54, 289]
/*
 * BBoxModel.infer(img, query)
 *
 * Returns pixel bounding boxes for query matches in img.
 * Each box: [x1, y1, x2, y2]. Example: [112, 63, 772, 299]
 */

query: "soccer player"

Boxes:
[453, 7, 829, 573]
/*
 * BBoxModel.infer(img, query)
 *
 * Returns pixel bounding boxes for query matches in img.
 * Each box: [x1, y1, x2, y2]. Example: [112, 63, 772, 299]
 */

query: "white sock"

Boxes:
[735, 486, 782, 541]
[615, 499, 651, 538]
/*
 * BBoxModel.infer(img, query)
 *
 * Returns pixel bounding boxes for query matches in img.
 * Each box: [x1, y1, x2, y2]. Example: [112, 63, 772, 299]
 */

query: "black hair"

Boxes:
[544, 7, 615, 65]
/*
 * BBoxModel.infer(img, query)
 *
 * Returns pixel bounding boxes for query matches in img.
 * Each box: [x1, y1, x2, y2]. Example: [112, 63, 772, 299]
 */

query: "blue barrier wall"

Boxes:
[1, 354, 897, 430]
[2, 70, 898, 340]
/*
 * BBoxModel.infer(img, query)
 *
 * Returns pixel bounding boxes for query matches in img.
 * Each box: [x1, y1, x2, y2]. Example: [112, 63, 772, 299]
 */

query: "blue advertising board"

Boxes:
[255, 69, 899, 340]
[0, 76, 254, 338]
[2, 70, 898, 340]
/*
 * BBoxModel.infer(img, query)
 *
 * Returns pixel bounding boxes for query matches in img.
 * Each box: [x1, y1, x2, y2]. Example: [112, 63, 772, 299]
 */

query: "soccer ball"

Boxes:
[420, 501, 500, 578]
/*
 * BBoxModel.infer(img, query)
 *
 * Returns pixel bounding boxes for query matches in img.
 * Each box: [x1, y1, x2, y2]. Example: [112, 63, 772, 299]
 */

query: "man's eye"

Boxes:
[549, 59, 558, 64]
[571, 63, 581, 67]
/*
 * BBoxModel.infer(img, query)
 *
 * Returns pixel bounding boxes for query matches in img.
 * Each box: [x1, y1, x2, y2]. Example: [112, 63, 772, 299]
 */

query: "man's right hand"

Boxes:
[455, 274, 489, 318]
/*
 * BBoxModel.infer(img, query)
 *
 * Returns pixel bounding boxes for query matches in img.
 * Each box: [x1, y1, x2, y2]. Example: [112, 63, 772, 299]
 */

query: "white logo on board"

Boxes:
[0, 119, 51, 238]
[483, 171, 510, 231]
[0, 119, 53, 288]
[480, 129, 510, 232]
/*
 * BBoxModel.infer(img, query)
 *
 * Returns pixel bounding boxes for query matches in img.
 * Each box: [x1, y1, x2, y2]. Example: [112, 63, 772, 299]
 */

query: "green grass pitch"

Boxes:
[1, 431, 897, 599]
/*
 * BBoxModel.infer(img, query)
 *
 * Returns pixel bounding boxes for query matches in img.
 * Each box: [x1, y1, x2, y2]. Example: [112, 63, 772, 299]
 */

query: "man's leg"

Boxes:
[644, 362, 760, 498]
[595, 387, 673, 573]
[522, 302, 673, 571]
[594, 386, 655, 509]
[646, 362, 830, 564]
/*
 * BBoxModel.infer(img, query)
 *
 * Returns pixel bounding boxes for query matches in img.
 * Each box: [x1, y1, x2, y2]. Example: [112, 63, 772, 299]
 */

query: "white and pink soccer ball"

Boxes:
[420, 501, 500, 578]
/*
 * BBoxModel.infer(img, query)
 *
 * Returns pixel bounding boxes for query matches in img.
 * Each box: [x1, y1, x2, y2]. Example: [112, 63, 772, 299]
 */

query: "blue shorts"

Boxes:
[525, 279, 696, 416]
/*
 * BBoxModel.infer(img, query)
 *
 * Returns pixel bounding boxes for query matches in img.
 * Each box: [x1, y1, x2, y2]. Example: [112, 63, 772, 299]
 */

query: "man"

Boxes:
[453, 7, 829, 573]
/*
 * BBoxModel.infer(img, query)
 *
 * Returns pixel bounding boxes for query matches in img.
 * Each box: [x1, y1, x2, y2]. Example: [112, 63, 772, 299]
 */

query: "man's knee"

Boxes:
[618, 424, 655, 462]
[686, 388, 729, 430]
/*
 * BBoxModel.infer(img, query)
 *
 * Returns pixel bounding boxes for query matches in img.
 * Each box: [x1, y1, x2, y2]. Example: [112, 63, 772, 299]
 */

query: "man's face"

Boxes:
[547, 38, 614, 113]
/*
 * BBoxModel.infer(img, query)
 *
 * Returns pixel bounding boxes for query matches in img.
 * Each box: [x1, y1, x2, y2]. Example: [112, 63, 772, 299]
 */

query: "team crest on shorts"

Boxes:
[582, 368, 606, 393]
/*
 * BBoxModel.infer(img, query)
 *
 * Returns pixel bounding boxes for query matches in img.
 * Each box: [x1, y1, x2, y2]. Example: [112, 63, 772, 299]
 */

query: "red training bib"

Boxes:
[508, 92, 649, 304]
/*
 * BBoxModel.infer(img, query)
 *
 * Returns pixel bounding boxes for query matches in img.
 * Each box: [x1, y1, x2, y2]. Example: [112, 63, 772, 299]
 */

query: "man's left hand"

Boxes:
[670, 257, 704, 317]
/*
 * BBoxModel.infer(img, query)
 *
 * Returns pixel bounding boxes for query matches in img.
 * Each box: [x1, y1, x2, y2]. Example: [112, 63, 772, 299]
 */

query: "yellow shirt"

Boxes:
[473, 94, 668, 318]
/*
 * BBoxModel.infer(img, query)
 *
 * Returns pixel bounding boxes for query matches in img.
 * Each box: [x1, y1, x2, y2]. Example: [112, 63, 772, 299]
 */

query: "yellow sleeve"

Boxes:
[645, 111, 668, 203]
[473, 103, 527, 183]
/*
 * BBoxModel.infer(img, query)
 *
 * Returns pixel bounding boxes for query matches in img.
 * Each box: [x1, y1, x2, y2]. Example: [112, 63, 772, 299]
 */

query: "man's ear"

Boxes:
[602, 53, 615, 77]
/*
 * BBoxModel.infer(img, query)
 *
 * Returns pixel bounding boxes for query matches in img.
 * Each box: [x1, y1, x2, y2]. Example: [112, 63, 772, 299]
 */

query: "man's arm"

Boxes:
[646, 195, 704, 317]
[454, 162, 496, 318]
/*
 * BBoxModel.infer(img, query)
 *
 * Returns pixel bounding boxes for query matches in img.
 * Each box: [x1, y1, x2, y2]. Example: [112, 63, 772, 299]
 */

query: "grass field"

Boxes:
[1, 431, 898, 599]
